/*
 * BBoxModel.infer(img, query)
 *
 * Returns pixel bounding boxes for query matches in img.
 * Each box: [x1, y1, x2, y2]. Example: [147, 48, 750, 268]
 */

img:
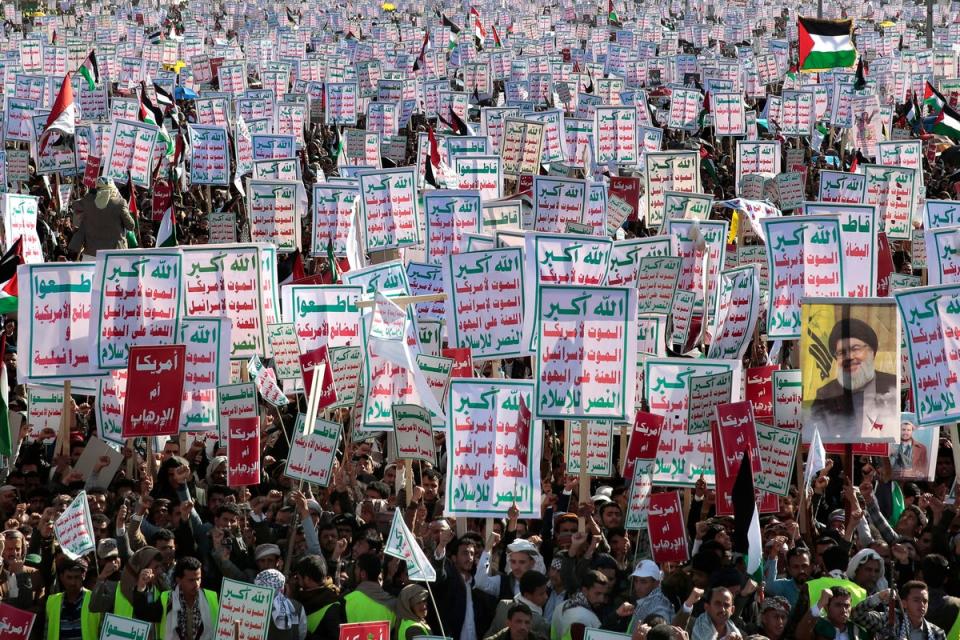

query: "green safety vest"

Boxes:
[397, 619, 431, 640]
[46, 590, 101, 640]
[948, 611, 960, 640]
[114, 584, 160, 618]
[343, 591, 397, 626]
[306, 602, 336, 633]
[158, 590, 219, 640]
[806, 577, 868, 610]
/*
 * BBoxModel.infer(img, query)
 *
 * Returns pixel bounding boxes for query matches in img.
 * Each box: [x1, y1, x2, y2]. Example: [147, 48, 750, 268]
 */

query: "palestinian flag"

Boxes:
[413, 31, 430, 71]
[924, 81, 946, 112]
[608, 0, 620, 25]
[732, 450, 764, 582]
[78, 50, 99, 90]
[853, 57, 867, 90]
[442, 14, 460, 50]
[797, 17, 856, 72]
[933, 102, 960, 140]
[139, 83, 174, 156]
[156, 207, 177, 247]
[38, 73, 76, 157]
[906, 91, 922, 126]
[330, 126, 346, 167]
[492, 24, 502, 47]
[0, 238, 23, 315]
[424, 125, 442, 188]
[326, 239, 339, 284]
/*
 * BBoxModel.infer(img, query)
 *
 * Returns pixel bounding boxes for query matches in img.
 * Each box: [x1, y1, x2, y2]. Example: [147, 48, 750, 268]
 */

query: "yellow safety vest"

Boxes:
[114, 584, 161, 618]
[397, 619, 431, 640]
[343, 591, 397, 626]
[158, 590, 219, 640]
[46, 590, 101, 640]
[806, 577, 868, 609]
[306, 602, 335, 633]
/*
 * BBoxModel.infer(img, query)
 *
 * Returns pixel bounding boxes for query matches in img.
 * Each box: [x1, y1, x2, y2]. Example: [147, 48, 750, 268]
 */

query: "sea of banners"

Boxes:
[4, 0, 960, 566]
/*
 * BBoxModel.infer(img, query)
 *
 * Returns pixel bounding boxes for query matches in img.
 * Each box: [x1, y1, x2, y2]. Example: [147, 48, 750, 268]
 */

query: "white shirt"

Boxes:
[460, 572, 477, 640]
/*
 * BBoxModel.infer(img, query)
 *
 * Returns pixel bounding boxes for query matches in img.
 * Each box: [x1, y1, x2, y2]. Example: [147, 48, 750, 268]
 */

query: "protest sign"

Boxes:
[217, 383, 258, 436]
[266, 324, 302, 381]
[564, 421, 614, 476]
[54, 491, 95, 560]
[755, 424, 801, 496]
[339, 623, 388, 640]
[122, 345, 185, 438]
[215, 578, 273, 640]
[535, 285, 637, 422]
[392, 404, 436, 464]
[285, 416, 340, 486]
[647, 492, 689, 564]
[446, 380, 541, 518]
[358, 168, 420, 252]
[644, 151, 700, 228]
[100, 614, 149, 640]
[2, 195, 42, 264]
[179, 318, 230, 432]
[801, 299, 900, 442]
[624, 471, 653, 531]
[300, 346, 336, 410]
[227, 417, 261, 487]
[708, 265, 760, 360]
[687, 371, 734, 435]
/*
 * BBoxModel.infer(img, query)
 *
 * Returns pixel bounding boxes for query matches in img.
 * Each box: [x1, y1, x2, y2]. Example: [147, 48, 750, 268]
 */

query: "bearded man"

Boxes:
[809, 318, 899, 441]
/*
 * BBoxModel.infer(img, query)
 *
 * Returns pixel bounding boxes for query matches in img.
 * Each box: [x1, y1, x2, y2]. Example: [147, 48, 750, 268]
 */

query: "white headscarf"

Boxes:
[255, 569, 297, 630]
[95, 178, 120, 209]
[507, 539, 546, 575]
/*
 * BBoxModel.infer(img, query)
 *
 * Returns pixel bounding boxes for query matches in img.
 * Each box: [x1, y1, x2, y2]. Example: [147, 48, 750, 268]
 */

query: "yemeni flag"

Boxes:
[798, 17, 856, 72]
[413, 31, 430, 71]
[38, 73, 77, 157]
[933, 102, 960, 140]
[78, 50, 99, 90]
[732, 450, 764, 582]
[0, 238, 23, 315]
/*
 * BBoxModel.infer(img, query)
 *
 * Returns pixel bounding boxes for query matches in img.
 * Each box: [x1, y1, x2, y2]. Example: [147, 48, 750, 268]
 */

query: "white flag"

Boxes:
[248, 356, 289, 407]
[368, 293, 444, 418]
[804, 426, 827, 490]
[385, 509, 437, 582]
[54, 491, 96, 559]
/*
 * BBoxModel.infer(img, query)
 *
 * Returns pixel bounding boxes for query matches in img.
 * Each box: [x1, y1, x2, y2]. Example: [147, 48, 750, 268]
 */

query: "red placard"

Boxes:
[227, 416, 260, 487]
[122, 345, 186, 438]
[518, 173, 535, 194]
[648, 491, 689, 564]
[300, 345, 336, 409]
[82, 156, 100, 189]
[746, 365, 778, 420]
[151, 180, 172, 222]
[0, 602, 36, 640]
[624, 411, 663, 478]
[712, 414, 780, 516]
[441, 347, 473, 377]
[876, 232, 894, 297]
[715, 401, 761, 476]
[339, 622, 389, 640]
[609, 176, 641, 221]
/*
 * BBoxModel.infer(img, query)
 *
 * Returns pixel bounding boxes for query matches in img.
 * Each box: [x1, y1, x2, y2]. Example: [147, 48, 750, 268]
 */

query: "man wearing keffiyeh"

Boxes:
[132, 557, 220, 640]
[255, 569, 307, 640]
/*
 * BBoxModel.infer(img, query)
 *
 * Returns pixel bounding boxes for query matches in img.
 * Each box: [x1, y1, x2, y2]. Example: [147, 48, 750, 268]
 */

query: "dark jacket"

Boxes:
[428, 555, 497, 637]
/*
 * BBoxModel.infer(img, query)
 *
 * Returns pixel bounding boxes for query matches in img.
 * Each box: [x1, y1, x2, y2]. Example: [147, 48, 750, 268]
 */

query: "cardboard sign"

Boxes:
[122, 345, 186, 438]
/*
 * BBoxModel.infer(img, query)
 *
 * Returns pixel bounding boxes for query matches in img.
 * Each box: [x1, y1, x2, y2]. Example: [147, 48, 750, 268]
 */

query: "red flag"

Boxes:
[516, 395, 531, 468]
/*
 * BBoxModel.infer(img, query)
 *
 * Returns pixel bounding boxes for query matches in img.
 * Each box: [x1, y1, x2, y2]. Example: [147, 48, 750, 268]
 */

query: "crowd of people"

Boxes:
[2, 1, 960, 640]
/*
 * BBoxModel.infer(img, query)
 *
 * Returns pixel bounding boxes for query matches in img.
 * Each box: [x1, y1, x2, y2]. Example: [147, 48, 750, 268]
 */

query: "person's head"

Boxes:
[293, 554, 327, 590]
[829, 318, 878, 391]
[519, 570, 549, 608]
[631, 559, 662, 599]
[598, 502, 623, 529]
[206, 485, 235, 514]
[900, 581, 929, 626]
[452, 535, 478, 574]
[645, 625, 687, 640]
[57, 557, 88, 595]
[554, 513, 578, 550]
[151, 529, 176, 566]
[786, 546, 811, 584]
[354, 553, 381, 584]
[825, 586, 852, 628]
[87, 488, 108, 514]
[174, 557, 202, 599]
[1, 530, 24, 563]
[895, 504, 927, 537]
[507, 542, 537, 579]
[901, 421, 915, 443]
[607, 527, 629, 556]
[421, 468, 441, 500]
[705, 586, 734, 630]
[161, 440, 180, 460]
[505, 602, 532, 640]
[365, 481, 390, 500]
[398, 583, 429, 621]
[848, 549, 883, 591]
[920, 554, 949, 588]
[255, 543, 283, 571]
[580, 569, 609, 609]
[759, 596, 790, 640]
[215, 503, 241, 532]
[820, 544, 848, 575]
[318, 522, 338, 554]
[0, 486, 18, 512]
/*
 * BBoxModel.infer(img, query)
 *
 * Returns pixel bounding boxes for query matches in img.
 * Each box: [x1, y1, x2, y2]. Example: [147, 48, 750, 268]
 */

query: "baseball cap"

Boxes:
[254, 543, 282, 561]
[97, 539, 119, 560]
[631, 559, 662, 580]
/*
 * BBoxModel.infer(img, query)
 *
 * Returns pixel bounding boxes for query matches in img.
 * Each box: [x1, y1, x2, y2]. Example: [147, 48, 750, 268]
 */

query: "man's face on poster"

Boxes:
[835, 337, 875, 391]
[901, 422, 915, 443]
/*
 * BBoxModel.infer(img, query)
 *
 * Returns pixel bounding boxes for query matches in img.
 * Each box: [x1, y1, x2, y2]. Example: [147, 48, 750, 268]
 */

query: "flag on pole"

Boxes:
[925, 81, 947, 112]
[325, 239, 339, 284]
[804, 426, 828, 489]
[853, 57, 867, 90]
[385, 509, 437, 581]
[39, 73, 77, 157]
[0, 239, 23, 315]
[156, 207, 177, 247]
[78, 50, 99, 90]
[424, 125, 442, 188]
[138, 83, 174, 156]
[492, 24, 502, 47]
[797, 17, 856, 71]
[413, 31, 430, 71]
[932, 102, 960, 140]
[732, 450, 764, 582]
[608, 0, 620, 24]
